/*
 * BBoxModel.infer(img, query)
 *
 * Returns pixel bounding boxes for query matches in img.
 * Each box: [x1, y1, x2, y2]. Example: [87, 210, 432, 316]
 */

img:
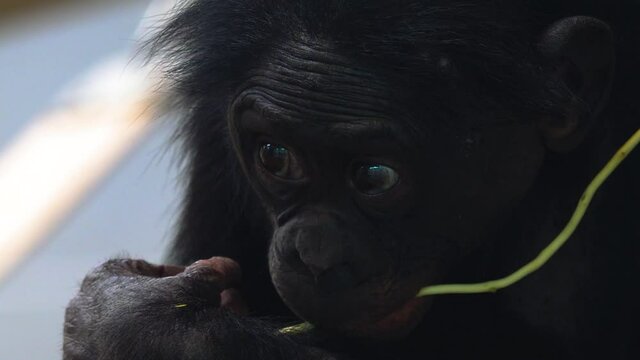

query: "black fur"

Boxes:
[64, 1, 639, 359]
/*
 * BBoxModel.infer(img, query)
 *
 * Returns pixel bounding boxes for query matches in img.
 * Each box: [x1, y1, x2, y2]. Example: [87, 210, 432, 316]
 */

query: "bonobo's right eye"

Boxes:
[257, 143, 305, 180]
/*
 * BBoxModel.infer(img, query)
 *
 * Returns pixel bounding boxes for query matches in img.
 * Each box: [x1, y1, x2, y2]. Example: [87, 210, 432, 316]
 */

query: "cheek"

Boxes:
[416, 125, 545, 245]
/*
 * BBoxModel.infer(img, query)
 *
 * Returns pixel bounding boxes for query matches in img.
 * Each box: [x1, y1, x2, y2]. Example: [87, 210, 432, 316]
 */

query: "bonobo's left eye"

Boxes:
[257, 143, 305, 180]
[352, 163, 400, 195]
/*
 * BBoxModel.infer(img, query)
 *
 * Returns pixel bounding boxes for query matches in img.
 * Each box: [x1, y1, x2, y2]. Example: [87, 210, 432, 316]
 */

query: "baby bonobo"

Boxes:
[63, 1, 640, 359]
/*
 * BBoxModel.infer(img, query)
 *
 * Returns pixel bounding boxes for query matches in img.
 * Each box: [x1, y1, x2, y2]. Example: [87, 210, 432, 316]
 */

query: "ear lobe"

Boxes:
[537, 16, 615, 153]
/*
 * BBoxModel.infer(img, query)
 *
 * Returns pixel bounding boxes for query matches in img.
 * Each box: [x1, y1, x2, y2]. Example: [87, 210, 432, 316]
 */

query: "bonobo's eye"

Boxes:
[352, 163, 400, 195]
[257, 143, 304, 180]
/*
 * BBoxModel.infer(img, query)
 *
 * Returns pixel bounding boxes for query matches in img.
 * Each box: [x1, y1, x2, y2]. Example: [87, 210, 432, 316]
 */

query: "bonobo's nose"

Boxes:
[291, 216, 360, 294]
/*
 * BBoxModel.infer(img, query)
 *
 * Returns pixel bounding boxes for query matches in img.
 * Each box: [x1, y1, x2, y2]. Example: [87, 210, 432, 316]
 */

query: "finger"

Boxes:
[157, 264, 185, 277]
[220, 288, 249, 315]
[205, 257, 242, 287]
[129, 259, 185, 278]
[99, 259, 185, 278]
[181, 257, 242, 289]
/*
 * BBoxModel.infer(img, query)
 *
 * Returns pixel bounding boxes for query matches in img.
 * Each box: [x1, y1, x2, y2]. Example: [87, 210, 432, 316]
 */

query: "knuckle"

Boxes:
[100, 258, 138, 274]
[183, 264, 223, 282]
[91, 259, 131, 277]
[78, 259, 149, 294]
[129, 259, 163, 276]
[79, 271, 102, 292]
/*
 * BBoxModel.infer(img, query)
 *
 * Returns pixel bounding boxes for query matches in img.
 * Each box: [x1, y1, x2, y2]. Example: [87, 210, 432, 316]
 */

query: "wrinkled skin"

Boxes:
[63, 1, 640, 359]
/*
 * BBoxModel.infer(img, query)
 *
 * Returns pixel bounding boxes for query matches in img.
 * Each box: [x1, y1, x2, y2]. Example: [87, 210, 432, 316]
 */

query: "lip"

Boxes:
[276, 276, 428, 339]
[344, 296, 428, 339]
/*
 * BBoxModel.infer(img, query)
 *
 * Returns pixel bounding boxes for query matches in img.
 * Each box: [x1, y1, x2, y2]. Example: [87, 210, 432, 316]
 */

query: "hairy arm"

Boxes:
[63, 258, 339, 360]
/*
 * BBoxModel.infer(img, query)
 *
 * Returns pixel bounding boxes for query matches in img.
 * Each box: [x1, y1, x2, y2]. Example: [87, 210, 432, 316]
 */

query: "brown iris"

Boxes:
[258, 143, 304, 180]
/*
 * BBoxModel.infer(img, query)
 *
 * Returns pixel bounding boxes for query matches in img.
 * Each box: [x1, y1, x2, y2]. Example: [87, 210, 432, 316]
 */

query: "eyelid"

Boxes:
[350, 157, 402, 172]
[255, 134, 293, 151]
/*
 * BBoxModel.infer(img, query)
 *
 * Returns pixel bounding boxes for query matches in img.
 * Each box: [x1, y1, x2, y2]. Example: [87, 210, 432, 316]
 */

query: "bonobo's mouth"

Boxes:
[269, 219, 436, 340]
[272, 263, 432, 340]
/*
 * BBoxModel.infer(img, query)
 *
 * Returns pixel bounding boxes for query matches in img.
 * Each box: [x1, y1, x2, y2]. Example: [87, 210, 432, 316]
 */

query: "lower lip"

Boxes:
[348, 297, 426, 339]
[374, 297, 424, 330]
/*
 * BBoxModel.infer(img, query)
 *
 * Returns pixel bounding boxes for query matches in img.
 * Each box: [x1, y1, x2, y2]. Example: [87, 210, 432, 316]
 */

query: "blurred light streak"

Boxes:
[0, 0, 179, 284]
[0, 54, 160, 282]
[0, 1, 126, 22]
[0, 0, 77, 15]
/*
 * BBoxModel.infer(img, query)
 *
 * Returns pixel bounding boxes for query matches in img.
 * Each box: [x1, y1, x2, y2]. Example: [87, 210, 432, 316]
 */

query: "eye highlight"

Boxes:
[352, 163, 399, 195]
[258, 143, 304, 180]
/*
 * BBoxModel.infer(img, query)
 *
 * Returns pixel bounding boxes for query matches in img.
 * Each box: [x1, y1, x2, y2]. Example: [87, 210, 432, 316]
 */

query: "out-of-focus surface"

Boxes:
[0, 1, 182, 358]
[0, 0, 131, 23]
[0, 54, 158, 281]
[0, 1, 148, 150]
[1, 0, 83, 19]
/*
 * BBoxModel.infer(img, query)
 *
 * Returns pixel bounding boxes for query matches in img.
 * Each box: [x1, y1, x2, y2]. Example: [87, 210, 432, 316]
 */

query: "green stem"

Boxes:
[417, 128, 640, 296]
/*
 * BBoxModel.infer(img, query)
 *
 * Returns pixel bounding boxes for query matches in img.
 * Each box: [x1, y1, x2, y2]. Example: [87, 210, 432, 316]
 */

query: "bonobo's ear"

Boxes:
[538, 16, 615, 153]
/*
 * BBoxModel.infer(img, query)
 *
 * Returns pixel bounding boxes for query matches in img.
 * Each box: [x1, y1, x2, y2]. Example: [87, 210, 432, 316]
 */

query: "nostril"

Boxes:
[284, 247, 313, 278]
[315, 264, 357, 294]
[283, 249, 356, 294]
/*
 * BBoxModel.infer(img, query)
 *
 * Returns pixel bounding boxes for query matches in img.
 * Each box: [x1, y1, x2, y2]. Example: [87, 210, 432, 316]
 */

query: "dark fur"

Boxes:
[64, 1, 639, 359]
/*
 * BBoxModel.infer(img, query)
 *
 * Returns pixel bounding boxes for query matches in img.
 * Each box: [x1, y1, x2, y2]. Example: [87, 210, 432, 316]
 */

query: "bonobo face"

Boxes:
[227, 41, 546, 339]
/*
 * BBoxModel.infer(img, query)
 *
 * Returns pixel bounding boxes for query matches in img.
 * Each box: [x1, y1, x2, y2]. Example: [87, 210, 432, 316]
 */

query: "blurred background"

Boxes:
[0, 1, 182, 358]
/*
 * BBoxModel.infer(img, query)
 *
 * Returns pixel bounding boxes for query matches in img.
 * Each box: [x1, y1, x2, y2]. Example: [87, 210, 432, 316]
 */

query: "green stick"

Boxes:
[418, 128, 640, 296]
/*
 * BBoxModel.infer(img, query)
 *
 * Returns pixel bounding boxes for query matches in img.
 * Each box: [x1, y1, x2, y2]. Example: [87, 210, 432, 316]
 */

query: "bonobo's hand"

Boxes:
[64, 258, 339, 360]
